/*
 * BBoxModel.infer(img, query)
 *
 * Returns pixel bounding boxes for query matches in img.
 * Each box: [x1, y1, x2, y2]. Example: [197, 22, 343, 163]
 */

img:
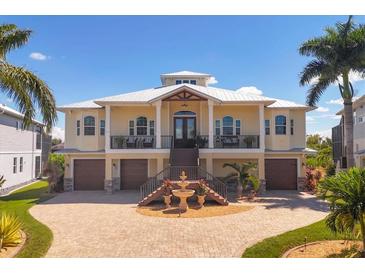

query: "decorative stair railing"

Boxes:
[139, 165, 227, 202]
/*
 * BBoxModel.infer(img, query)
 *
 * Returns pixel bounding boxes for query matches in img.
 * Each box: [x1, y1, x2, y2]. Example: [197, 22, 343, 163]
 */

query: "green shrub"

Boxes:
[0, 213, 22, 251]
[44, 153, 65, 192]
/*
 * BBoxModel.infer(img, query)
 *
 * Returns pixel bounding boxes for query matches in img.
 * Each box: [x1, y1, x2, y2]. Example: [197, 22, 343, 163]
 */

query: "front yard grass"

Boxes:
[242, 219, 357, 258]
[0, 181, 54, 257]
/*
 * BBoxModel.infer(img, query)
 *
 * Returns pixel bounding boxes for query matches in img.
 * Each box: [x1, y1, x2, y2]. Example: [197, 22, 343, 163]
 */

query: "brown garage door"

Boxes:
[265, 159, 297, 190]
[120, 159, 148, 189]
[74, 159, 105, 190]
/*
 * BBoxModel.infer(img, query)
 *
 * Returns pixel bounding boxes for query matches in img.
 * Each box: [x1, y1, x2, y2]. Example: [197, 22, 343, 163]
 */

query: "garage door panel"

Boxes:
[74, 159, 105, 190]
[120, 159, 148, 189]
[265, 159, 297, 190]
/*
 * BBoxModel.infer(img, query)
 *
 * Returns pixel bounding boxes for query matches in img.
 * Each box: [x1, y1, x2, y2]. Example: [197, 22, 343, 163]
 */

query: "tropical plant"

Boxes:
[223, 162, 257, 198]
[0, 24, 57, 131]
[318, 167, 365, 257]
[44, 153, 65, 192]
[0, 175, 5, 189]
[195, 181, 208, 196]
[305, 167, 323, 192]
[248, 175, 260, 193]
[299, 16, 365, 167]
[0, 212, 22, 251]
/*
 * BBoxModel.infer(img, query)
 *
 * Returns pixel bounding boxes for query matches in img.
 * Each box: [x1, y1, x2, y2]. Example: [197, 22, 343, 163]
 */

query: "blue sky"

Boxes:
[1, 15, 365, 139]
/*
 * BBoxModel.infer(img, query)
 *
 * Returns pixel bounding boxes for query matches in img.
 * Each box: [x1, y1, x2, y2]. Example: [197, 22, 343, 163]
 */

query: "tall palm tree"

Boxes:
[0, 24, 56, 131]
[299, 16, 365, 167]
[318, 167, 365, 257]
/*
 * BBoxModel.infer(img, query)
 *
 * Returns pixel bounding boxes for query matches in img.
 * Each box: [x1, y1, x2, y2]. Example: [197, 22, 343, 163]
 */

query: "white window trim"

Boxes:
[175, 79, 197, 85]
[129, 118, 155, 136]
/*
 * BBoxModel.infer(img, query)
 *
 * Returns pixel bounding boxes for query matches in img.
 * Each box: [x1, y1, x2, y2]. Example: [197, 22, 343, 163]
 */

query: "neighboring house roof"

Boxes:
[0, 103, 44, 125]
[51, 143, 64, 152]
[356, 149, 365, 155]
[336, 95, 365, 115]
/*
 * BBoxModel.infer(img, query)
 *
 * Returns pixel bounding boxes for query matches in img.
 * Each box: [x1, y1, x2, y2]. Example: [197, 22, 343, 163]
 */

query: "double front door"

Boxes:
[174, 117, 196, 148]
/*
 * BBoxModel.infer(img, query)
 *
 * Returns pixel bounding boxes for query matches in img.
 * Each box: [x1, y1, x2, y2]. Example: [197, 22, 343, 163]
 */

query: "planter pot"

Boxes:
[236, 183, 243, 199]
[197, 195, 206, 208]
[163, 195, 172, 208]
[248, 190, 256, 201]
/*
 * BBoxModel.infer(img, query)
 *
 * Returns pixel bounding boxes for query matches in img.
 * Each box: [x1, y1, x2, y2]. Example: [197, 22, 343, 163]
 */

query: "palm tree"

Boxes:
[299, 16, 365, 167]
[318, 167, 365, 257]
[222, 162, 257, 198]
[0, 24, 56, 130]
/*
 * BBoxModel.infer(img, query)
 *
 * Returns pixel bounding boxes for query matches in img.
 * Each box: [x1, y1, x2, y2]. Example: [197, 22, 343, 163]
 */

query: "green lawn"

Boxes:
[242, 219, 357, 258]
[0, 181, 54, 258]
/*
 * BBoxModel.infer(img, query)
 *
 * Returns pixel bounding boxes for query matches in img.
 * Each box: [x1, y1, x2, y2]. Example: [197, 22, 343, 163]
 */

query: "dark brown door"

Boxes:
[174, 117, 196, 148]
[120, 159, 148, 189]
[74, 159, 105, 190]
[265, 159, 297, 190]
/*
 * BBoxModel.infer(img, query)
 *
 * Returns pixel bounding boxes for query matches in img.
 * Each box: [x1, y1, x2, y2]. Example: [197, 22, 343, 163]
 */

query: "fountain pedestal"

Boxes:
[172, 189, 195, 211]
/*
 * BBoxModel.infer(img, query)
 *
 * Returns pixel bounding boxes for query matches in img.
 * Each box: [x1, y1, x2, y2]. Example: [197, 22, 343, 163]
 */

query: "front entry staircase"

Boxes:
[138, 165, 228, 206]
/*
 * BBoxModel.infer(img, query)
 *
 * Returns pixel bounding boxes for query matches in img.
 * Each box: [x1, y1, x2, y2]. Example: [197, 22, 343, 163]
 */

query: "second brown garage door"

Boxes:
[74, 159, 105, 190]
[120, 159, 148, 189]
[265, 159, 297, 190]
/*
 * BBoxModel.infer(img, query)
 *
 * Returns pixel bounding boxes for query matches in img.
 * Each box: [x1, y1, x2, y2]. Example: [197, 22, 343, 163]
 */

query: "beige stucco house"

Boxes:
[58, 71, 314, 202]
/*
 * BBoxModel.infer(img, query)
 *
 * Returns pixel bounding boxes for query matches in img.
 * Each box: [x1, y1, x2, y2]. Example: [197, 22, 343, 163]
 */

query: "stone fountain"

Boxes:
[172, 171, 195, 212]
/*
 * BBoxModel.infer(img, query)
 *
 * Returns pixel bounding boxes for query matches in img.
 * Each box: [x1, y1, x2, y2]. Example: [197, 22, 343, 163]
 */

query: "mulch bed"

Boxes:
[136, 201, 253, 218]
[282, 240, 362, 258]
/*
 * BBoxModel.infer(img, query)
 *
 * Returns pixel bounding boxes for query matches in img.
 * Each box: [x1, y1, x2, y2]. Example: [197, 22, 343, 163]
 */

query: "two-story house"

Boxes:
[333, 95, 365, 168]
[58, 71, 314, 203]
[0, 104, 50, 194]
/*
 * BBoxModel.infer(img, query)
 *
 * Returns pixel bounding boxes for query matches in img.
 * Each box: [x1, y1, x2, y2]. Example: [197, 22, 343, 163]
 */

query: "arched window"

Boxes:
[136, 116, 148, 135]
[222, 116, 233, 135]
[84, 116, 95, 136]
[275, 115, 286, 135]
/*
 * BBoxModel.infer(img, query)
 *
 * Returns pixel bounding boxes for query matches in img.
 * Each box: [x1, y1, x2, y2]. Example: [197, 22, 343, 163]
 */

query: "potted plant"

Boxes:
[162, 179, 173, 208]
[222, 162, 257, 199]
[247, 175, 260, 200]
[195, 180, 208, 208]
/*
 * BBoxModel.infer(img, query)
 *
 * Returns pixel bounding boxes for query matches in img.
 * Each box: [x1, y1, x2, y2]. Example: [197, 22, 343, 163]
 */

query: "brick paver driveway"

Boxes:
[30, 191, 328, 257]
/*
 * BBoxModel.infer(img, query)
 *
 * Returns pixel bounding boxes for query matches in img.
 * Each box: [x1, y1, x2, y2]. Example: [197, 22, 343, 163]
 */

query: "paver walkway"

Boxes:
[30, 191, 328, 257]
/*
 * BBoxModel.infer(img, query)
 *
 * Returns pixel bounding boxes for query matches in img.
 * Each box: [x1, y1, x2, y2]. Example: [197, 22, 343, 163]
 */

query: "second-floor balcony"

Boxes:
[110, 135, 260, 149]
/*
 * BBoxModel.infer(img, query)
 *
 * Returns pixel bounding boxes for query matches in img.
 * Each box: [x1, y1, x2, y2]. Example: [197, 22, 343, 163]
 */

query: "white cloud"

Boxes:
[306, 116, 315, 121]
[315, 106, 329, 112]
[6, 98, 12, 103]
[207, 77, 218, 85]
[236, 86, 263, 96]
[316, 129, 332, 138]
[325, 96, 360, 105]
[29, 52, 48, 61]
[51, 127, 65, 142]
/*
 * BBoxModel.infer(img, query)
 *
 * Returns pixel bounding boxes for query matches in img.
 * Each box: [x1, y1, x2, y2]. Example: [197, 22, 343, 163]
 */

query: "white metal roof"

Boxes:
[0, 103, 44, 125]
[58, 99, 103, 110]
[160, 71, 211, 77]
[266, 98, 314, 111]
[58, 84, 311, 111]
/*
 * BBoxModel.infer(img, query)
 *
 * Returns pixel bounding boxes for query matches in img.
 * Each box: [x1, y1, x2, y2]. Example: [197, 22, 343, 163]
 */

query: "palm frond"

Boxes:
[0, 24, 31, 59]
[299, 60, 327, 86]
[222, 163, 241, 173]
[306, 77, 333, 106]
[222, 172, 238, 183]
[0, 61, 57, 130]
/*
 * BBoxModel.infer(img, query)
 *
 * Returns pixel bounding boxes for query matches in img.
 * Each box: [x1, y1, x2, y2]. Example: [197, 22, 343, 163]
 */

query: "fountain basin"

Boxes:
[176, 181, 190, 190]
[172, 189, 195, 211]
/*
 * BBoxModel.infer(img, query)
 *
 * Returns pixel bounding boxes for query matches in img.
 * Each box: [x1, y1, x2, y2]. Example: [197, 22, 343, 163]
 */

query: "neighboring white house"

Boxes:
[0, 104, 46, 194]
[333, 94, 365, 168]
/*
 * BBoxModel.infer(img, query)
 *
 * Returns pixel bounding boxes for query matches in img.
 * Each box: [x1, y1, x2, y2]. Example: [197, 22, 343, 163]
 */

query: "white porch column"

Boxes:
[208, 100, 214, 148]
[259, 104, 265, 150]
[155, 100, 162, 148]
[206, 157, 213, 174]
[105, 105, 111, 150]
